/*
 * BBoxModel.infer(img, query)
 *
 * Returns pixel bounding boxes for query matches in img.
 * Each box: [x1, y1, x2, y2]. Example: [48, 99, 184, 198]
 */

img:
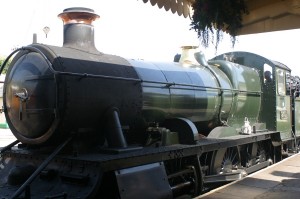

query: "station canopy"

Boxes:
[142, 0, 300, 35]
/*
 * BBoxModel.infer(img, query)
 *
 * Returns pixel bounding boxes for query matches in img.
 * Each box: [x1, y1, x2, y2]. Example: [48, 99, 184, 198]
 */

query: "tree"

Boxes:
[190, 0, 248, 50]
[0, 57, 11, 74]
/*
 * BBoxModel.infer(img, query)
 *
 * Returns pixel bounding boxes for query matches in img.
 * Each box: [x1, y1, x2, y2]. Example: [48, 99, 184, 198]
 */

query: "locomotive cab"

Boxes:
[213, 52, 300, 152]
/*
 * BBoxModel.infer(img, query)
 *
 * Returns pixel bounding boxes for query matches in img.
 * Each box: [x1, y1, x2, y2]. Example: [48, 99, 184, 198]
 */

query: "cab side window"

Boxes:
[277, 69, 285, 95]
[263, 64, 273, 83]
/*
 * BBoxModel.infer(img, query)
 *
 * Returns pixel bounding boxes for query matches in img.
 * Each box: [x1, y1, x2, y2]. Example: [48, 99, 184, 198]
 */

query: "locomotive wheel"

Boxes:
[256, 142, 269, 163]
[288, 138, 300, 153]
[296, 139, 300, 153]
[240, 141, 273, 172]
[210, 146, 241, 175]
[241, 142, 266, 167]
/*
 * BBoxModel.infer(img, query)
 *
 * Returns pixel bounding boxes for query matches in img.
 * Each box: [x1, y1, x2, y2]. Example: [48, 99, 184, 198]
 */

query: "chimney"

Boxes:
[58, 7, 100, 52]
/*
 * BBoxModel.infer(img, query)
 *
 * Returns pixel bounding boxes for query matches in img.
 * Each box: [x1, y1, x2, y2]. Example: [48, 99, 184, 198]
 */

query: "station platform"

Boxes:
[198, 153, 300, 199]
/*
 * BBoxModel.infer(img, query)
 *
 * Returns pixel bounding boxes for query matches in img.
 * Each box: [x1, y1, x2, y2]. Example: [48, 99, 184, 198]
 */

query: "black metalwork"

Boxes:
[11, 137, 72, 199]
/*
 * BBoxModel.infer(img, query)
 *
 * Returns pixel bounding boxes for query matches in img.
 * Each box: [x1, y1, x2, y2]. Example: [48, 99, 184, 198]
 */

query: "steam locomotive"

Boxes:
[0, 7, 299, 199]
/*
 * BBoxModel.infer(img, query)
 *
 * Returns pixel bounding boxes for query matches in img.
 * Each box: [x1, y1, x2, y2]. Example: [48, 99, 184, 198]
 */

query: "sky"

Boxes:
[1, 0, 300, 75]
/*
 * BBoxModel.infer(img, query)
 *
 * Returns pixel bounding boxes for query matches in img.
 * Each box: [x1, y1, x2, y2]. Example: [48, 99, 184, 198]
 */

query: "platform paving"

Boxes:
[198, 153, 300, 199]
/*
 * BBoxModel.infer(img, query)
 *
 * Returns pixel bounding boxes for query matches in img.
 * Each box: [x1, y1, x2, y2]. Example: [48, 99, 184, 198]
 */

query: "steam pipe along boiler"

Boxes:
[1, 7, 299, 199]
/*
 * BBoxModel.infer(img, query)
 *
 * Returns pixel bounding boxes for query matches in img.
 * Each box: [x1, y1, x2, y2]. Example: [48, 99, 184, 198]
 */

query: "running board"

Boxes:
[204, 161, 270, 184]
[245, 160, 270, 174]
[204, 170, 246, 184]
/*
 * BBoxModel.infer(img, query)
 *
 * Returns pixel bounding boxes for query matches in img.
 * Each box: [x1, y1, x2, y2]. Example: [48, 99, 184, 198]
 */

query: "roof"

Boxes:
[141, 0, 194, 18]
